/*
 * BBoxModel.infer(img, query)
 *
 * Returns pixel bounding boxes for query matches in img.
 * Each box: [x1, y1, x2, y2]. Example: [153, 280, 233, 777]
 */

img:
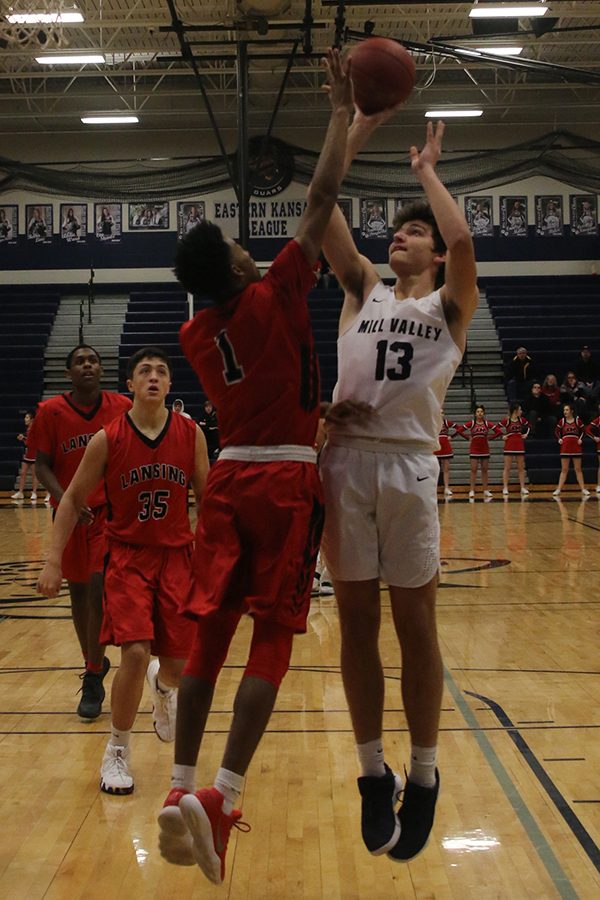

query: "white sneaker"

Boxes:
[582, 488, 590, 497]
[520, 488, 529, 496]
[311, 572, 321, 595]
[596, 485, 600, 493]
[44, 493, 51, 503]
[468, 490, 475, 499]
[146, 658, 177, 742]
[444, 488, 453, 497]
[11, 491, 24, 500]
[30, 492, 37, 501]
[483, 490, 493, 499]
[319, 567, 334, 597]
[502, 488, 509, 496]
[100, 742, 134, 794]
[552, 489, 561, 496]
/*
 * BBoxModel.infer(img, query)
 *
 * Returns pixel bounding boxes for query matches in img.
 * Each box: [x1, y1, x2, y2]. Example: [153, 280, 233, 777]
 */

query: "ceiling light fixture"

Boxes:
[36, 53, 105, 64]
[474, 45, 524, 55]
[81, 113, 139, 125]
[425, 109, 484, 118]
[469, 5, 548, 18]
[6, 11, 84, 24]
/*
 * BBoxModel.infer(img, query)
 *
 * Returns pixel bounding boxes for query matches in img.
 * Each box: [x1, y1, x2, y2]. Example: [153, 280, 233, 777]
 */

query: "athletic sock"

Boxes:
[214, 767, 244, 814]
[357, 738, 386, 778]
[110, 725, 131, 748]
[171, 763, 196, 793]
[86, 661, 104, 674]
[409, 745, 437, 788]
[156, 675, 172, 694]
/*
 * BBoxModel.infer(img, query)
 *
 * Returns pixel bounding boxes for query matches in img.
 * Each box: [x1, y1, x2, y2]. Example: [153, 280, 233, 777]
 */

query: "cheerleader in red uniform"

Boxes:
[585, 401, 600, 493]
[434, 408, 455, 497]
[498, 402, 530, 497]
[553, 403, 590, 496]
[456, 404, 499, 499]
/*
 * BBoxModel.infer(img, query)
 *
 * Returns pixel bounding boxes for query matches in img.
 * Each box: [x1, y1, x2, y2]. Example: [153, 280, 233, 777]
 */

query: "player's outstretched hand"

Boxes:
[37, 561, 62, 598]
[410, 120, 445, 172]
[322, 48, 354, 115]
[325, 399, 374, 427]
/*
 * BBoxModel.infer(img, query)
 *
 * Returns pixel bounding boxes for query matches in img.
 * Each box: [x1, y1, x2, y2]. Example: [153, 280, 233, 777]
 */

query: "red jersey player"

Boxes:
[156, 48, 353, 884]
[456, 404, 499, 499]
[31, 344, 131, 719]
[497, 401, 530, 497]
[37, 347, 208, 795]
[553, 403, 589, 497]
[585, 402, 600, 493]
[433, 409, 455, 497]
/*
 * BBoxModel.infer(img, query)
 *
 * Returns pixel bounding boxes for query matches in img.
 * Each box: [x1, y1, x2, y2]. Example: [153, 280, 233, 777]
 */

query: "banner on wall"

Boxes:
[177, 201, 205, 238]
[570, 194, 597, 236]
[26, 204, 53, 243]
[129, 202, 169, 229]
[212, 198, 307, 238]
[500, 196, 527, 237]
[535, 195, 563, 236]
[360, 198, 389, 239]
[0, 204, 18, 244]
[60, 203, 87, 243]
[464, 195, 494, 237]
[95, 203, 122, 242]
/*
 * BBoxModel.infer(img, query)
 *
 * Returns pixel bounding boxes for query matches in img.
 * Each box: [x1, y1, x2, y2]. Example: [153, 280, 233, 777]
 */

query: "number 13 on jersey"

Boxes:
[375, 340, 413, 381]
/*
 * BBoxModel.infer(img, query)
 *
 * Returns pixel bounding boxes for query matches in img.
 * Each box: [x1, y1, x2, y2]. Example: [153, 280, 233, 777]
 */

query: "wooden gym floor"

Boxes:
[0, 490, 598, 899]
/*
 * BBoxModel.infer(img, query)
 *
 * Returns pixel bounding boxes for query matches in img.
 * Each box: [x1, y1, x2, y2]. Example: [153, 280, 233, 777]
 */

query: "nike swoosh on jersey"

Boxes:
[416, 476, 429, 481]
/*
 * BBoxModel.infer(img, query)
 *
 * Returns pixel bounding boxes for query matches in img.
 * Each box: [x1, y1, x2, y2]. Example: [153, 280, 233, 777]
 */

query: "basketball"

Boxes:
[348, 37, 416, 115]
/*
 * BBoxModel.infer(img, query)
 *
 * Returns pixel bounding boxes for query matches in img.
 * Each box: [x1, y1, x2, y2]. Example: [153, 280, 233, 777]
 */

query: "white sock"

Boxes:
[214, 767, 244, 814]
[110, 725, 130, 748]
[409, 745, 437, 788]
[171, 763, 196, 792]
[357, 738, 386, 778]
[156, 675, 173, 694]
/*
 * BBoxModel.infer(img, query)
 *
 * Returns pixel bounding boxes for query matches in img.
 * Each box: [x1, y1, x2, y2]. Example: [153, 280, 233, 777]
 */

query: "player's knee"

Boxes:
[183, 612, 240, 684]
[243, 619, 294, 688]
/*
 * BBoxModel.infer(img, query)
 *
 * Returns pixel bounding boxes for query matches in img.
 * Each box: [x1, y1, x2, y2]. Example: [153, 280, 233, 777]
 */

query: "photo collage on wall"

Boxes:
[535, 195, 563, 236]
[177, 201, 205, 238]
[360, 198, 389, 239]
[464, 195, 494, 237]
[95, 203, 122, 242]
[500, 196, 528, 236]
[570, 194, 598, 236]
[26, 204, 53, 243]
[129, 202, 169, 229]
[60, 203, 87, 243]
[0, 204, 18, 244]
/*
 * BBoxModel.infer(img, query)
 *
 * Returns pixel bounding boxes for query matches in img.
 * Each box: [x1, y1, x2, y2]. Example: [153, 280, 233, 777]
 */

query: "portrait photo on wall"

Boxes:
[500, 195, 528, 237]
[0, 205, 18, 244]
[464, 195, 494, 237]
[60, 203, 87, 242]
[26, 204, 53, 243]
[535, 195, 563, 236]
[360, 198, 389, 239]
[177, 201, 205, 238]
[95, 204, 122, 242]
[337, 198, 353, 230]
[129, 202, 169, 229]
[570, 194, 598, 236]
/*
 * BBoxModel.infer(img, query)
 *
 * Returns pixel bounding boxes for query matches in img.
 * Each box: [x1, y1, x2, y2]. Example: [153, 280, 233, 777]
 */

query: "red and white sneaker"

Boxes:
[157, 788, 195, 866]
[179, 787, 249, 885]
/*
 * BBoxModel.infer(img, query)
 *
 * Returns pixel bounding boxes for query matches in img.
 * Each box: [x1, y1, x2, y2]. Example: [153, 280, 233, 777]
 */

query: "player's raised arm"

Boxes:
[410, 121, 478, 331]
[293, 49, 353, 266]
[37, 431, 108, 597]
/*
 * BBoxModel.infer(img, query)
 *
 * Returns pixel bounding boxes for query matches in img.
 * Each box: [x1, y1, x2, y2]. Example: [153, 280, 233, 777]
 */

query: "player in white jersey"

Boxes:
[318, 114, 479, 862]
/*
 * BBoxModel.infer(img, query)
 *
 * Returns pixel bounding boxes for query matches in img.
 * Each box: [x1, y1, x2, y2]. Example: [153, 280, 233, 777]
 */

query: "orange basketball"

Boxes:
[348, 37, 416, 115]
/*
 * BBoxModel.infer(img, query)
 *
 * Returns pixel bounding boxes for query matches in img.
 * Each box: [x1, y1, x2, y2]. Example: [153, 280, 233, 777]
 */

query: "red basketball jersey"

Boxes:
[31, 391, 132, 508]
[498, 416, 530, 453]
[179, 239, 320, 448]
[103, 410, 196, 546]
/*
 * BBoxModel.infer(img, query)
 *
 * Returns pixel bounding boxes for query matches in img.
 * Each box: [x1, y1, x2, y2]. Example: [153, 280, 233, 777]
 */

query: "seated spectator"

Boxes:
[506, 346, 534, 402]
[523, 382, 557, 437]
[560, 371, 590, 421]
[541, 374, 561, 411]
[572, 345, 600, 406]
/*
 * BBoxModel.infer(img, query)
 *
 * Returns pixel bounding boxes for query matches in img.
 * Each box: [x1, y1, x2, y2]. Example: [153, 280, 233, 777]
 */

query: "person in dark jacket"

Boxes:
[506, 346, 534, 402]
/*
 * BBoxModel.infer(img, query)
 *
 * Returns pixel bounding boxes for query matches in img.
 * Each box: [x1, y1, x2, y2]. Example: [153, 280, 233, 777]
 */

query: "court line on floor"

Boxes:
[444, 667, 579, 900]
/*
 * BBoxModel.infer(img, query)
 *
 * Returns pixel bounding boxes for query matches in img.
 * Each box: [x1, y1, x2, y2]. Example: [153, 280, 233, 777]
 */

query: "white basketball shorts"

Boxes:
[319, 443, 440, 588]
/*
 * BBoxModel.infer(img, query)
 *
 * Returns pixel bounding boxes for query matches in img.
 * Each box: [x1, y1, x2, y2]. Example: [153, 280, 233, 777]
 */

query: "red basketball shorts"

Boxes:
[61, 505, 107, 583]
[182, 460, 324, 634]
[100, 540, 194, 657]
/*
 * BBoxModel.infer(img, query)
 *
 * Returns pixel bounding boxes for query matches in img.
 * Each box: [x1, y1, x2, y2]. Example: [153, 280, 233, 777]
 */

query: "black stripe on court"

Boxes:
[466, 689, 600, 873]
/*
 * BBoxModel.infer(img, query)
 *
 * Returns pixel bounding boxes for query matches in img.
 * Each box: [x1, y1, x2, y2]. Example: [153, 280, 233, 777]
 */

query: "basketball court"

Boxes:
[0, 490, 598, 899]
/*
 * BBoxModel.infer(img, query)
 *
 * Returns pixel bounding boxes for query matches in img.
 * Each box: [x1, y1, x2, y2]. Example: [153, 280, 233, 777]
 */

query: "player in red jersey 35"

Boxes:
[37, 347, 208, 794]
[156, 48, 354, 884]
[32, 345, 131, 719]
